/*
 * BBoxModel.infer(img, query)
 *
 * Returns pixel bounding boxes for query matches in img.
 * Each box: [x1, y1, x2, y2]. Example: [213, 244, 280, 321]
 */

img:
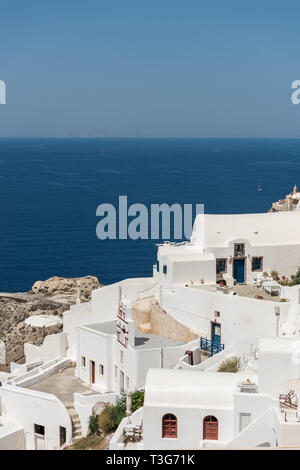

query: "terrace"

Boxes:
[28, 366, 97, 407]
[189, 283, 282, 301]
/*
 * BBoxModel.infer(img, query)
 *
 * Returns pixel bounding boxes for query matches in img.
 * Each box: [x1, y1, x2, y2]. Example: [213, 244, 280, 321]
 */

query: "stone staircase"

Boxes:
[67, 405, 83, 440]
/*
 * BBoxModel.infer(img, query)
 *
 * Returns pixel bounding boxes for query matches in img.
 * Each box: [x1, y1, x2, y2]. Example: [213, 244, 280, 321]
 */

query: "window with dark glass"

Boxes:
[162, 414, 177, 438]
[252, 257, 263, 272]
[34, 424, 45, 436]
[234, 243, 245, 257]
[216, 259, 227, 274]
[163, 265, 167, 275]
[59, 426, 66, 447]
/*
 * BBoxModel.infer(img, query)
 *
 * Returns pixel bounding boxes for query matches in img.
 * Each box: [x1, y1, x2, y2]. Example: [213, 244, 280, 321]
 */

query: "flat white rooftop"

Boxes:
[83, 321, 185, 350]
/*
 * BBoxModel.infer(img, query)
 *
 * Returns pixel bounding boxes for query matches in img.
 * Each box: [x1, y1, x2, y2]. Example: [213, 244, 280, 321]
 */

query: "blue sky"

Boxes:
[1, 0, 300, 137]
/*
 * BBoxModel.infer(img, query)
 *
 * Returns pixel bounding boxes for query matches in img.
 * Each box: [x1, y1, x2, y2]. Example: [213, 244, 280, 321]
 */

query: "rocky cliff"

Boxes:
[0, 275, 101, 371]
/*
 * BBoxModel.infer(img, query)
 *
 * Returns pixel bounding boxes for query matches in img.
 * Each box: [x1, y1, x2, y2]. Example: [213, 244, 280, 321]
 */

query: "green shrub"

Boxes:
[88, 409, 99, 435]
[217, 356, 240, 373]
[97, 390, 145, 434]
[112, 389, 145, 427]
[291, 268, 300, 286]
[98, 404, 118, 435]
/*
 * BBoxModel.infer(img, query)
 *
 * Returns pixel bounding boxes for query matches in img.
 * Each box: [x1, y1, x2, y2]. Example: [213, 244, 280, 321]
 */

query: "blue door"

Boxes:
[212, 323, 221, 345]
[234, 258, 245, 283]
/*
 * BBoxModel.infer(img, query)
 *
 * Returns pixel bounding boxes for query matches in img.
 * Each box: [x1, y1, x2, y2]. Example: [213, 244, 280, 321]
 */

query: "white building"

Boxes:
[2, 210, 300, 450]
[111, 335, 300, 449]
[76, 298, 198, 393]
[157, 211, 300, 287]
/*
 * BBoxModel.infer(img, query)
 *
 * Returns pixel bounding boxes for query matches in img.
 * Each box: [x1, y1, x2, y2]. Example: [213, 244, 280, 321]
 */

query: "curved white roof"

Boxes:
[24, 315, 63, 328]
[145, 369, 256, 410]
[191, 211, 300, 247]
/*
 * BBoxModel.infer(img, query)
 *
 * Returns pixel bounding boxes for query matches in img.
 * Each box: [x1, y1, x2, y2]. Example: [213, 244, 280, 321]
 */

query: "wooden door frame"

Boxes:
[90, 360, 95, 384]
[203, 417, 218, 440]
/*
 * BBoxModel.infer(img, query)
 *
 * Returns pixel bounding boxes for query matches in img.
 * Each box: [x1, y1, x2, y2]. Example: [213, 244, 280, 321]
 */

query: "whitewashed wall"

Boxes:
[24, 333, 68, 364]
[77, 324, 198, 393]
[0, 385, 72, 450]
[76, 326, 114, 392]
[158, 254, 216, 289]
[207, 240, 300, 284]
[281, 285, 300, 304]
[0, 424, 25, 450]
[226, 407, 277, 449]
[74, 392, 117, 437]
[258, 337, 300, 397]
[160, 286, 291, 348]
[143, 405, 234, 450]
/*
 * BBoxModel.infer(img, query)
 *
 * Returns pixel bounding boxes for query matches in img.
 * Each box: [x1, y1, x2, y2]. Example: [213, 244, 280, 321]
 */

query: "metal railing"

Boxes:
[200, 337, 224, 356]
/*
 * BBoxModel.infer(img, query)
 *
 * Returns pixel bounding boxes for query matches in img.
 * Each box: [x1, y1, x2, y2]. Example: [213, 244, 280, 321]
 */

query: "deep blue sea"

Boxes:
[0, 138, 299, 292]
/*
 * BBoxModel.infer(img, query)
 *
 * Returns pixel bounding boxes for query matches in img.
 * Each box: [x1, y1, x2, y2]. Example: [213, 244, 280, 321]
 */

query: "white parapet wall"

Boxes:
[7, 357, 71, 388]
[24, 332, 68, 364]
[281, 285, 300, 304]
[74, 392, 118, 437]
[178, 336, 259, 372]
[109, 407, 144, 450]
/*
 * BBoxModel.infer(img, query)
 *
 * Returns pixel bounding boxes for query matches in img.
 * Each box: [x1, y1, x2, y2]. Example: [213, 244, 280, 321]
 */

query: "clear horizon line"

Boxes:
[1, 136, 300, 140]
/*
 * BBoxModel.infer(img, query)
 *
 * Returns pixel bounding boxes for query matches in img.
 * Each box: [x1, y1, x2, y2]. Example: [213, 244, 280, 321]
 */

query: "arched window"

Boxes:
[162, 413, 177, 438]
[203, 415, 218, 440]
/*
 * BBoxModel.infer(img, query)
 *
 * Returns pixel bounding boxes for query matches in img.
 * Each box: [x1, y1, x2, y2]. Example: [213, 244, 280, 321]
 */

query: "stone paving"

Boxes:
[228, 284, 280, 302]
[28, 367, 97, 406]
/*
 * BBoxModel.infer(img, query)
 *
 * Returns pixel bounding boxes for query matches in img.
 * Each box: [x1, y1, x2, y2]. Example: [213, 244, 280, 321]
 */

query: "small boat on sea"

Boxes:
[257, 181, 263, 192]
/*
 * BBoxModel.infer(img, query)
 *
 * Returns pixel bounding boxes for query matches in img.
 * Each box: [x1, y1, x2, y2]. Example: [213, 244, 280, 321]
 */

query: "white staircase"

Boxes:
[67, 405, 83, 440]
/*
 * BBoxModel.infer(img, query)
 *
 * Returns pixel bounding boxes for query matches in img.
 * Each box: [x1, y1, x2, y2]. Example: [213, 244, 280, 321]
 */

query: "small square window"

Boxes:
[216, 259, 227, 274]
[99, 364, 104, 376]
[234, 244, 245, 257]
[34, 424, 45, 436]
[252, 257, 263, 272]
[81, 356, 86, 368]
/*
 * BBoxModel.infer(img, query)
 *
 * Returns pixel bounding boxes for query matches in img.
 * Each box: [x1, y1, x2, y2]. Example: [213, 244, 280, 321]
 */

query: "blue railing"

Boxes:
[200, 337, 224, 356]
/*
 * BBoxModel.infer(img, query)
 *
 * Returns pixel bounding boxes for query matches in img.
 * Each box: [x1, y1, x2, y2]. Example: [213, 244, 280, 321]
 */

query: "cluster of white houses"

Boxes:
[2, 208, 300, 449]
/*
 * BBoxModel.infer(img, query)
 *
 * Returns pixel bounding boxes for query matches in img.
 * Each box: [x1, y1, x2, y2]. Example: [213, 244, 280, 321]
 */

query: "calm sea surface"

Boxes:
[0, 138, 299, 292]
